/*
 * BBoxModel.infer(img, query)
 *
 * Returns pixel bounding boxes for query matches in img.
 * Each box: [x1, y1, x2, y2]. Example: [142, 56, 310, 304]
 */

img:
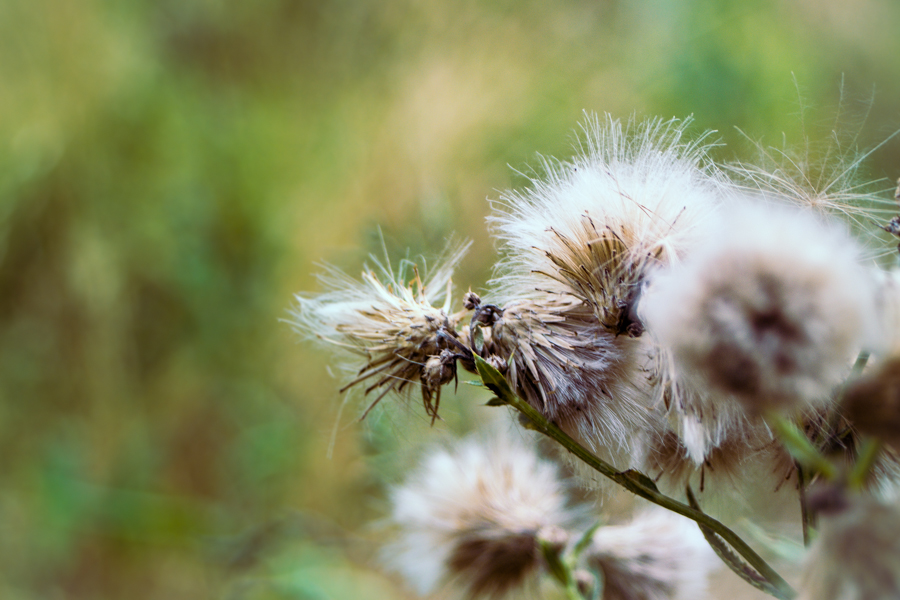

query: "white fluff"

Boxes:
[641, 200, 878, 423]
[587, 507, 719, 600]
[489, 113, 726, 306]
[386, 435, 572, 597]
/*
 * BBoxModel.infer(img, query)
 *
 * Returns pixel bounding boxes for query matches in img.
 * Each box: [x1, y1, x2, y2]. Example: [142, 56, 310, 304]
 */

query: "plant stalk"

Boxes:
[475, 355, 796, 600]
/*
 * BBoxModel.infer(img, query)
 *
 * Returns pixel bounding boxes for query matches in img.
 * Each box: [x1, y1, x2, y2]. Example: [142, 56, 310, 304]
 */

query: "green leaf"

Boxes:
[474, 354, 516, 400]
[572, 521, 603, 558]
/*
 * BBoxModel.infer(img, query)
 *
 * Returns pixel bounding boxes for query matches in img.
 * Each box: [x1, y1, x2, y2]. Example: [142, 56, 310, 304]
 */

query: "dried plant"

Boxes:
[291, 114, 900, 600]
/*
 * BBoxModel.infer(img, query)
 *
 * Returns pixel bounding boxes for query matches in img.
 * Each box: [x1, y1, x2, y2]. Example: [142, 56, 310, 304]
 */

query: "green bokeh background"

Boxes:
[1, 1, 898, 598]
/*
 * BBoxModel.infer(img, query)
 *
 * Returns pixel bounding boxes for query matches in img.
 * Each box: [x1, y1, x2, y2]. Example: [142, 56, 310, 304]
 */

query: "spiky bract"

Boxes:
[291, 242, 471, 420]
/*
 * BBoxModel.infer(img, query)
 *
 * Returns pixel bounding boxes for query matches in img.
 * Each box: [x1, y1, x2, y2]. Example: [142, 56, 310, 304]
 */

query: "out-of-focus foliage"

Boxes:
[0, 0, 897, 598]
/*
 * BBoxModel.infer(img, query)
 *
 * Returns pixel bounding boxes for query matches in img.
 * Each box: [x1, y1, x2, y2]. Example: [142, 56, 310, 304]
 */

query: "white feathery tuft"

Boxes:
[488, 113, 726, 333]
[586, 507, 719, 600]
[640, 201, 878, 425]
[386, 435, 573, 598]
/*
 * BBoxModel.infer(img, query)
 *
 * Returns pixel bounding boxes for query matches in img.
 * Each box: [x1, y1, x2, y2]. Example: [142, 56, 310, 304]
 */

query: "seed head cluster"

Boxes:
[293, 114, 894, 488]
[292, 113, 900, 599]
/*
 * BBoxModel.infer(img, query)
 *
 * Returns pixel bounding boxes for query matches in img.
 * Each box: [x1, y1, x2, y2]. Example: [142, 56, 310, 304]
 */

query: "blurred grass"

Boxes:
[0, 0, 898, 598]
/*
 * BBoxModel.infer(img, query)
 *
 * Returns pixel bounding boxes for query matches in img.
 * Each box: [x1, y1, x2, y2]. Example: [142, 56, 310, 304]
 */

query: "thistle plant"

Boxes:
[291, 114, 900, 600]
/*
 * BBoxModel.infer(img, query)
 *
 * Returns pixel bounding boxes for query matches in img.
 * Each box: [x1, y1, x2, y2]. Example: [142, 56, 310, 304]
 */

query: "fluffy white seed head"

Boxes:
[640, 201, 878, 417]
[291, 242, 470, 419]
[489, 114, 726, 334]
[386, 435, 573, 598]
[799, 493, 900, 600]
[586, 507, 718, 600]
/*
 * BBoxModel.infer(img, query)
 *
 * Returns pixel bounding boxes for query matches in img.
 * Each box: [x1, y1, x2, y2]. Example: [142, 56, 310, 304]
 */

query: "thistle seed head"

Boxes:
[640, 202, 877, 416]
[586, 508, 718, 600]
[386, 435, 573, 598]
[488, 114, 725, 334]
[483, 293, 660, 458]
[291, 242, 471, 419]
[799, 493, 900, 600]
[841, 356, 900, 448]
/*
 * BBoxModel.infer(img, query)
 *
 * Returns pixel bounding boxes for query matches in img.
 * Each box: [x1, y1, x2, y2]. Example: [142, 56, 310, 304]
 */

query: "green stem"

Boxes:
[768, 414, 838, 481]
[849, 437, 882, 490]
[474, 356, 796, 600]
[796, 464, 813, 547]
[539, 533, 587, 600]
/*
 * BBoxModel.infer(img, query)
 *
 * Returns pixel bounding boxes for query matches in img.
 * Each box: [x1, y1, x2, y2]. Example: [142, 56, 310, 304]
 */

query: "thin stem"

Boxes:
[796, 463, 812, 547]
[849, 437, 883, 490]
[475, 356, 796, 600]
[539, 531, 587, 600]
[768, 413, 838, 481]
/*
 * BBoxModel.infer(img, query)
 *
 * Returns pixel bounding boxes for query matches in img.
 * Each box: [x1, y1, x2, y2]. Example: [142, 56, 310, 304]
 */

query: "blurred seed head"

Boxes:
[842, 355, 900, 447]
[290, 242, 471, 419]
[386, 435, 573, 598]
[586, 507, 718, 600]
[641, 202, 877, 417]
[799, 493, 900, 600]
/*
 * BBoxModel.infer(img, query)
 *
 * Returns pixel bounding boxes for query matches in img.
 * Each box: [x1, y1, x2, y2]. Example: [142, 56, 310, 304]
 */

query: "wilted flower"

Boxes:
[640, 201, 877, 417]
[799, 492, 900, 600]
[481, 293, 660, 462]
[488, 114, 724, 335]
[586, 507, 718, 600]
[291, 242, 471, 420]
[386, 435, 573, 598]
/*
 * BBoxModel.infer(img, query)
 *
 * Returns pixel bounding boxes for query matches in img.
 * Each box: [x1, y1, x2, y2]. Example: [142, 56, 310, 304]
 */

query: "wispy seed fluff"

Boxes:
[799, 493, 900, 600]
[290, 242, 470, 420]
[386, 436, 573, 598]
[586, 507, 718, 600]
[640, 201, 877, 417]
[729, 129, 900, 254]
[489, 114, 725, 332]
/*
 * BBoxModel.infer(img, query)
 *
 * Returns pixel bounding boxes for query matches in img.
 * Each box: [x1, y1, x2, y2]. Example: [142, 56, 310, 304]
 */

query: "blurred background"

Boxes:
[1, 0, 898, 598]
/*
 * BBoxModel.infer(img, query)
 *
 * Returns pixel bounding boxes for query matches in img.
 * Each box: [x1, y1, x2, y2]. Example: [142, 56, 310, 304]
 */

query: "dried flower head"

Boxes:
[640, 201, 877, 416]
[386, 435, 573, 598]
[799, 492, 900, 600]
[291, 242, 471, 420]
[489, 114, 725, 335]
[586, 507, 718, 600]
[470, 293, 663, 475]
